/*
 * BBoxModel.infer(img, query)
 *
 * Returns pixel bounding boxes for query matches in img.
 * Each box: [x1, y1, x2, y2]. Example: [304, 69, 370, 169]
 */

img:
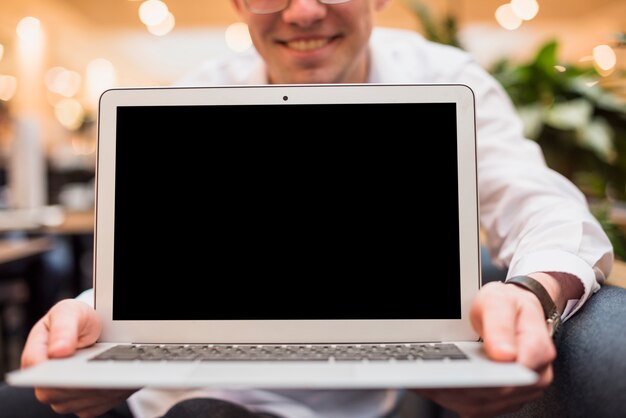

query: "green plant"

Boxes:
[490, 40, 626, 201]
[489, 40, 626, 260]
[406, 3, 626, 259]
[591, 201, 626, 261]
[405, 0, 462, 48]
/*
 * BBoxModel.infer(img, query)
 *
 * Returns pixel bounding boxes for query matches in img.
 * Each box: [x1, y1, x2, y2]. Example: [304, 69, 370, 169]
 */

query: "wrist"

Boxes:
[507, 275, 562, 336]
[526, 272, 583, 314]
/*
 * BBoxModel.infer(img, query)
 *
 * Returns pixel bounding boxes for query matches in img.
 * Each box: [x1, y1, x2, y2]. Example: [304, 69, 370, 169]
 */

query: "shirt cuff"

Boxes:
[76, 288, 95, 308]
[506, 250, 601, 321]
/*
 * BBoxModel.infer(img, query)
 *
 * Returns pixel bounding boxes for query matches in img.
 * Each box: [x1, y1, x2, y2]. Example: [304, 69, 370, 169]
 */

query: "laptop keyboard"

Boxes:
[90, 343, 468, 362]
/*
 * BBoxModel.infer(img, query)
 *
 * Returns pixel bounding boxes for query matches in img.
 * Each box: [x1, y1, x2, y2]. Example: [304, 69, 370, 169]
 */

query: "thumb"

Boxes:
[470, 282, 518, 362]
[46, 299, 102, 358]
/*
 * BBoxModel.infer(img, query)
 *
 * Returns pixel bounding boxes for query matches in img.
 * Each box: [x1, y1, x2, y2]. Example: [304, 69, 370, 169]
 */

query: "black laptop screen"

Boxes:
[112, 103, 462, 320]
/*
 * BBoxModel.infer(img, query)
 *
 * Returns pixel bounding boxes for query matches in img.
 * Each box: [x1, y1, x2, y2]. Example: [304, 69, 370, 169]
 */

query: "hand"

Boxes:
[413, 281, 556, 418]
[21, 299, 137, 418]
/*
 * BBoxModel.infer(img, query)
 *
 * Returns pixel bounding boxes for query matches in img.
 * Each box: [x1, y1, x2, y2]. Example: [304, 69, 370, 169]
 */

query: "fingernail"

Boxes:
[49, 339, 68, 353]
[494, 341, 516, 356]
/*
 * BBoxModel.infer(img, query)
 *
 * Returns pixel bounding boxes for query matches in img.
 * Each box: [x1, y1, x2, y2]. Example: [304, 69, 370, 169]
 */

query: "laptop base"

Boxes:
[6, 342, 537, 389]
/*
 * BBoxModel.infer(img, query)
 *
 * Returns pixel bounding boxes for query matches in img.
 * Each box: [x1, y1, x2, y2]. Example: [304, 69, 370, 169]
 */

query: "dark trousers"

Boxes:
[0, 388, 276, 418]
[0, 385, 132, 418]
[2, 285, 626, 418]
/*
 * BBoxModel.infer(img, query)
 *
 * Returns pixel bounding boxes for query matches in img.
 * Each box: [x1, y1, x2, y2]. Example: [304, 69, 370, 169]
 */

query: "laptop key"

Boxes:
[90, 343, 468, 362]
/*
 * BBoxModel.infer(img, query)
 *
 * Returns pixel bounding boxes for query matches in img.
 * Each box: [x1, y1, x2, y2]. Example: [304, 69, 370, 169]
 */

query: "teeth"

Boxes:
[286, 38, 329, 51]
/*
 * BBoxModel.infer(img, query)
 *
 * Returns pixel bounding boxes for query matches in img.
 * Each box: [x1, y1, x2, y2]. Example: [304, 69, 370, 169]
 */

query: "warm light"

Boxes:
[15, 16, 45, 116]
[0, 44, 4, 63]
[510, 0, 539, 21]
[71, 136, 96, 155]
[16, 17, 43, 42]
[45, 66, 65, 89]
[45, 66, 82, 98]
[593, 44, 617, 72]
[225, 22, 252, 52]
[139, 0, 169, 26]
[495, 4, 522, 30]
[86, 58, 117, 107]
[0, 75, 18, 101]
[554, 65, 566, 72]
[54, 98, 85, 130]
[147, 11, 175, 36]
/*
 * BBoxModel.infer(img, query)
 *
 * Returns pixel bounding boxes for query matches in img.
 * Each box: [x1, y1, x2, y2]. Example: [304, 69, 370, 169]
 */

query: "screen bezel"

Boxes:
[95, 84, 480, 343]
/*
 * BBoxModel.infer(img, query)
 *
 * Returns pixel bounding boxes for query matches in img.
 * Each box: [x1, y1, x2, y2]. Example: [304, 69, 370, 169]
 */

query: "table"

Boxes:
[45, 210, 94, 235]
[0, 237, 53, 265]
[0, 208, 95, 327]
[0, 236, 55, 375]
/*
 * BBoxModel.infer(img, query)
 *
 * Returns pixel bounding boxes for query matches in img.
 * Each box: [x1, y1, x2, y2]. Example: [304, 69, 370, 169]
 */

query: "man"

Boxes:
[1, 0, 619, 417]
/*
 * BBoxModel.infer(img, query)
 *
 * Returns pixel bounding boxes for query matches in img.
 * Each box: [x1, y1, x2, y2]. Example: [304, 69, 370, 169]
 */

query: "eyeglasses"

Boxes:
[244, 0, 352, 15]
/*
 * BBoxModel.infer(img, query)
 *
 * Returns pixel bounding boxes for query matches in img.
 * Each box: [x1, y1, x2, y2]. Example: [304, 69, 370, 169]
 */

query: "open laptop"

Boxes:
[6, 83, 537, 389]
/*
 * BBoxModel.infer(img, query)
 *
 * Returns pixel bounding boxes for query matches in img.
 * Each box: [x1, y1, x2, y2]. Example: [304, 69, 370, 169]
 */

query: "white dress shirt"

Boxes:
[89, 27, 612, 418]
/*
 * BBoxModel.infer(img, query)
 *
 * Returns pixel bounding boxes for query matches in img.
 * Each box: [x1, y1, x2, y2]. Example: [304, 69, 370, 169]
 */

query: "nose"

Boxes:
[281, 0, 327, 27]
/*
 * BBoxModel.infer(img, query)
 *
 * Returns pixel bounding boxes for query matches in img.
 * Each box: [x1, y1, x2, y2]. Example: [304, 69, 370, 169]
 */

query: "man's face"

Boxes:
[232, 0, 388, 84]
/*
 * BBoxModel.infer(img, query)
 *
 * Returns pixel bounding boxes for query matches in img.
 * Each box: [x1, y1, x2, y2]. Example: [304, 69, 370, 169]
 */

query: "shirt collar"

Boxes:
[368, 28, 425, 83]
[242, 51, 269, 85]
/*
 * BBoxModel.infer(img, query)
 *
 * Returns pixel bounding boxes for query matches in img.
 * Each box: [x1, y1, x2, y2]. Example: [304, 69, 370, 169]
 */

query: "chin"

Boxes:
[287, 71, 339, 85]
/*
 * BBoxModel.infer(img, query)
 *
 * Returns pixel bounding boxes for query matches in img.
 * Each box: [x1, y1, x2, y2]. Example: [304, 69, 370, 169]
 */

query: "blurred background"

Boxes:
[0, 0, 625, 377]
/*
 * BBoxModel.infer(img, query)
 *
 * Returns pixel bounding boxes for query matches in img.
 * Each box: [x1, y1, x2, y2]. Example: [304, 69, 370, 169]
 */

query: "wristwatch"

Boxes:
[507, 275, 561, 337]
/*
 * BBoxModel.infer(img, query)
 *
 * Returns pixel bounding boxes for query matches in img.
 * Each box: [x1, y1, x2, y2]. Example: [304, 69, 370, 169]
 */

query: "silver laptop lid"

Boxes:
[94, 84, 479, 344]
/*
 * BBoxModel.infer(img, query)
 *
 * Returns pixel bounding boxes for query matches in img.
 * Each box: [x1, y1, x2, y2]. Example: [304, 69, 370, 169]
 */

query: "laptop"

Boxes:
[6, 83, 537, 389]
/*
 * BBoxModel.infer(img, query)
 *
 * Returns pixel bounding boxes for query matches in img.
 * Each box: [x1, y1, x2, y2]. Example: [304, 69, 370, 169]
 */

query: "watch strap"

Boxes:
[507, 275, 561, 336]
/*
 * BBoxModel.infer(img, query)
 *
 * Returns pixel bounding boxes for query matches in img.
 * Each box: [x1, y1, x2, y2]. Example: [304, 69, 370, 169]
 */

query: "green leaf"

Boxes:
[533, 39, 559, 72]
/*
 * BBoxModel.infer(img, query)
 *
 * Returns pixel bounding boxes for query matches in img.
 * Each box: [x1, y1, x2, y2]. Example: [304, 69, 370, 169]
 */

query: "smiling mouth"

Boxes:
[283, 37, 336, 51]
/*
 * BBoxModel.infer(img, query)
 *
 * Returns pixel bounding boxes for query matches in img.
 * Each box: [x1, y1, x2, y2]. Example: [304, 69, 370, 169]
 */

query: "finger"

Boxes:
[46, 300, 102, 358]
[50, 394, 129, 416]
[454, 396, 541, 418]
[36, 388, 135, 417]
[470, 282, 517, 361]
[36, 388, 135, 404]
[69, 392, 133, 418]
[531, 364, 554, 390]
[49, 395, 125, 418]
[461, 389, 544, 418]
[417, 386, 544, 418]
[514, 295, 556, 372]
[74, 403, 126, 418]
[35, 387, 94, 407]
[416, 384, 540, 404]
[21, 318, 53, 368]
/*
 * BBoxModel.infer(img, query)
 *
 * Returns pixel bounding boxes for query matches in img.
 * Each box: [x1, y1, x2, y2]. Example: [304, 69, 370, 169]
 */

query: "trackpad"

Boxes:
[186, 362, 357, 388]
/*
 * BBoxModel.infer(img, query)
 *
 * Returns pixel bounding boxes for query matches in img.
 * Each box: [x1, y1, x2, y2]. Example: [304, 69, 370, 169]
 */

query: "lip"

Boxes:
[277, 35, 341, 54]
